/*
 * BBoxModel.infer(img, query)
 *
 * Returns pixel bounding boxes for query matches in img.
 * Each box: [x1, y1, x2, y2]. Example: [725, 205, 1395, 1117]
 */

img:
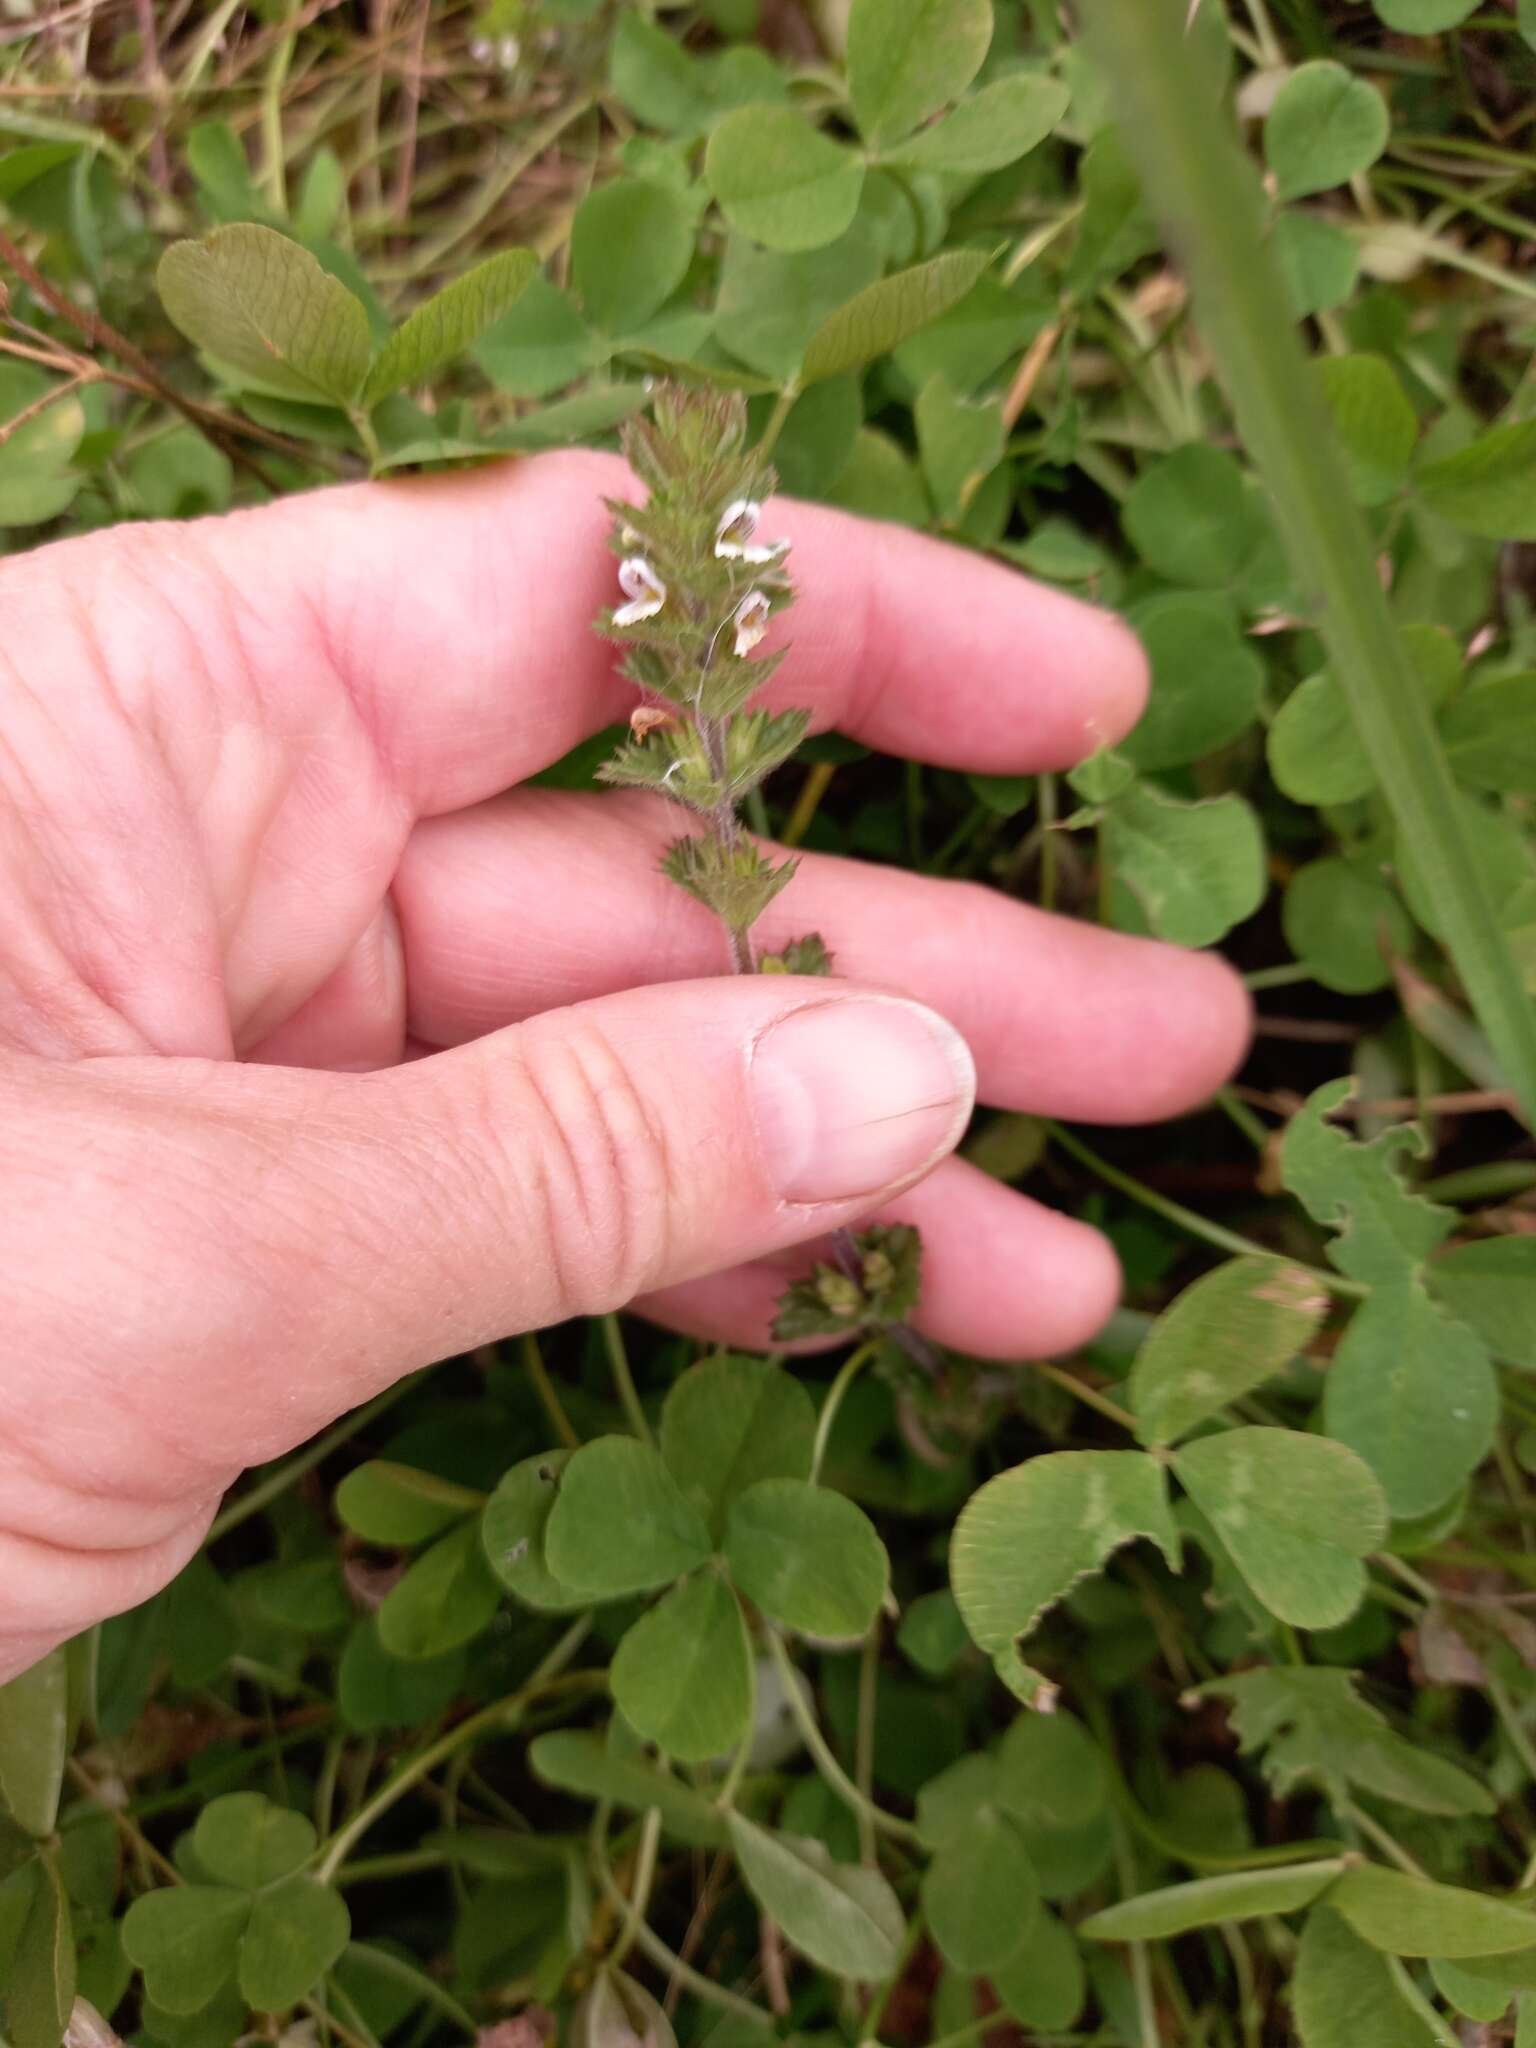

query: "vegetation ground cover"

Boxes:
[2, 0, 1536, 2042]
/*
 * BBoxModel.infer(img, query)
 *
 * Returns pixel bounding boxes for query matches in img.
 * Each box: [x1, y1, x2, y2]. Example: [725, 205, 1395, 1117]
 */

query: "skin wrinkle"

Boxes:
[0, 455, 1241, 1667]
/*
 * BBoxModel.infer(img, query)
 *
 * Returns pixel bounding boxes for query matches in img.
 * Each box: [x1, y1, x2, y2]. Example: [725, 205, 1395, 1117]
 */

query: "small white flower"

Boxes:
[714, 497, 789, 565]
[733, 589, 771, 657]
[613, 556, 666, 626]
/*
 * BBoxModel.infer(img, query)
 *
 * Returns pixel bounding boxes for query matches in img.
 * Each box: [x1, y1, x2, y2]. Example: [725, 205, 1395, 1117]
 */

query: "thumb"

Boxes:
[0, 980, 972, 1664]
[345, 974, 975, 1347]
[42, 978, 971, 1469]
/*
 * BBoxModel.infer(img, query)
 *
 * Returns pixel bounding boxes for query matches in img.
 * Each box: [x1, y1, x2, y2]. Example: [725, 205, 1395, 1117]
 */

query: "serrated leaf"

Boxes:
[1417, 419, 1536, 541]
[724, 1479, 888, 1641]
[335, 1459, 484, 1547]
[608, 10, 713, 132]
[891, 73, 1069, 174]
[1332, 1865, 1536, 1959]
[847, 0, 993, 146]
[157, 223, 370, 403]
[1120, 594, 1265, 771]
[660, 1355, 816, 1541]
[1263, 61, 1388, 201]
[481, 1452, 591, 1612]
[915, 372, 1004, 523]
[528, 1732, 726, 1848]
[337, 1619, 465, 1734]
[1173, 1428, 1387, 1629]
[922, 1807, 1040, 1974]
[1294, 1907, 1440, 2048]
[1283, 856, 1413, 996]
[121, 1886, 249, 2014]
[704, 107, 864, 254]
[1082, 1860, 1345, 1942]
[238, 1875, 350, 2010]
[7, 1854, 73, 2048]
[610, 1574, 753, 1763]
[544, 1437, 712, 1599]
[1374, 0, 1477, 22]
[726, 1815, 904, 1979]
[1102, 783, 1266, 948]
[1274, 209, 1361, 318]
[193, 1793, 316, 1890]
[1131, 1258, 1328, 1447]
[572, 181, 696, 333]
[1316, 354, 1417, 507]
[363, 249, 536, 403]
[0, 1650, 68, 1838]
[1123, 445, 1254, 587]
[1430, 1236, 1536, 1368]
[991, 1908, 1087, 2031]
[1324, 1276, 1498, 1518]
[1200, 1665, 1496, 1816]
[1440, 675, 1536, 795]
[950, 1450, 1179, 1654]
[376, 1517, 503, 1659]
[1281, 1079, 1453, 1286]
[801, 250, 990, 384]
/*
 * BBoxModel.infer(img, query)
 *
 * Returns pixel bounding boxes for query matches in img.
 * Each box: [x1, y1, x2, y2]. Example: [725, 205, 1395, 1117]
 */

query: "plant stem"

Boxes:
[1031, 1359, 1138, 1435]
[522, 1331, 581, 1449]
[601, 1312, 654, 1447]
[765, 1631, 920, 1844]
[1080, 0, 1536, 1133]
[1046, 1122, 1364, 1298]
[811, 1340, 882, 1481]
[314, 1618, 591, 1880]
[208, 1375, 424, 1543]
[610, 1805, 662, 1971]
[338, 1941, 479, 2041]
[592, 1834, 771, 2022]
[755, 384, 799, 462]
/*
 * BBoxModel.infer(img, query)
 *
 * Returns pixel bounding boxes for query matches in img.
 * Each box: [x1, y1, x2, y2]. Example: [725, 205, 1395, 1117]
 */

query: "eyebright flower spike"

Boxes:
[714, 497, 789, 566]
[613, 556, 666, 626]
[733, 590, 771, 657]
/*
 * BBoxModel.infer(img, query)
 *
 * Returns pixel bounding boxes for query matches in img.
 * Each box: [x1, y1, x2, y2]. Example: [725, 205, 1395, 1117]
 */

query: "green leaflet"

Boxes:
[1198, 1665, 1495, 1817]
[1129, 1256, 1328, 1447]
[1082, 1859, 1345, 1941]
[726, 1815, 905, 1978]
[1172, 1428, 1387, 1630]
[1294, 1907, 1440, 2048]
[950, 1450, 1179, 1657]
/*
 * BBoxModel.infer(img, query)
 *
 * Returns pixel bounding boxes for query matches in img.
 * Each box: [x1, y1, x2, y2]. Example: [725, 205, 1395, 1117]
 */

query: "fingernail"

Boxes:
[751, 997, 976, 1204]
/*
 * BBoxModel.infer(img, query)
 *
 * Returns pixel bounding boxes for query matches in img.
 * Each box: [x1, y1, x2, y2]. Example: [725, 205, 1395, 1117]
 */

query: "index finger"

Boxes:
[194, 448, 1148, 816]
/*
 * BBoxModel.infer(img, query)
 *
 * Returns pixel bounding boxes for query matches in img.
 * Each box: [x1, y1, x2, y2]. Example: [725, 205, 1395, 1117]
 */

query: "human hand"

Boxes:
[0, 454, 1248, 1677]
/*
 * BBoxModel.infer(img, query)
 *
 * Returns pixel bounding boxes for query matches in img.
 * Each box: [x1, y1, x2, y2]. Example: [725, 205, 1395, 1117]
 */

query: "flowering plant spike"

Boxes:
[596, 383, 814, 975]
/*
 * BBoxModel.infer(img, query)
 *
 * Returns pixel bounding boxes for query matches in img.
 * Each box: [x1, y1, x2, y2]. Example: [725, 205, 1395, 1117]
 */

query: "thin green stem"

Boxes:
[1031, 1360, 1138, 1435]
[610, 1805, 662, 1971]
[1338, 1801, 1426, 1878]
[592, 1831, 770, 2022]
[1046, 1122, 1364, 1298]
[811, 1340, 882, 1481]
[855, 1625, 881, 1866]
[754, 384, 799, 463]
[765, 1631, 920, 1844]
[521, 1331, 581, 1449]
[602, 1313, 654, 1448]
[1243, 962, 1314, 992]
[1081, 0, 1536, 1133]
[314, 1618, 591, 1881]
[338, 1941, 479, 2040]
[208, 1376, 423, 1543]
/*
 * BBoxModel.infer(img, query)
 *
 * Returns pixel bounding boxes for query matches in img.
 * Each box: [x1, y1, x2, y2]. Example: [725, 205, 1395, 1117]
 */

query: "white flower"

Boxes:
[733, 589, 771, 657]
[613, 556, 666, 626]
[714, 497, 789, 565]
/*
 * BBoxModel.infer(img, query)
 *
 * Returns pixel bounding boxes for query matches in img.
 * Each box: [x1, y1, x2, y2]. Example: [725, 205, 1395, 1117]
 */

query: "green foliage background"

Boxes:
[3, 0, 1536, 2041]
